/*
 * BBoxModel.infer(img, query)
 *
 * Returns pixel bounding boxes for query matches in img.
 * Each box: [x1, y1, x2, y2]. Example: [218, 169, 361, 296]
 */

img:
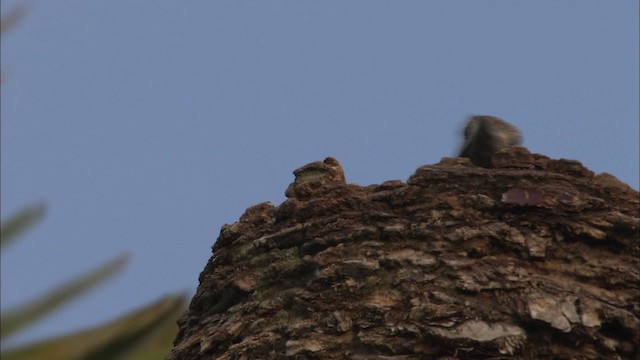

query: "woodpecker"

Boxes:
[459, 115, 523, 168]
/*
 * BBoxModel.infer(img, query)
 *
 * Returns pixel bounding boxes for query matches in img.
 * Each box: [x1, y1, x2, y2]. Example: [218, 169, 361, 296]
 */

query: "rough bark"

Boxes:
[169, 147, 639, 360]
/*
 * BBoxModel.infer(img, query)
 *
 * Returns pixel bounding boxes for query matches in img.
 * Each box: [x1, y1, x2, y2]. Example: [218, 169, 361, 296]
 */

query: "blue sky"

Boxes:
[1, 1, 638, 346]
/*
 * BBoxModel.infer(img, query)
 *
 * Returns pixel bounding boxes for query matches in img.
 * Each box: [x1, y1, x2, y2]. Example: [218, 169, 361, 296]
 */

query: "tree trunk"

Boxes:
[169, 148, 639, 359]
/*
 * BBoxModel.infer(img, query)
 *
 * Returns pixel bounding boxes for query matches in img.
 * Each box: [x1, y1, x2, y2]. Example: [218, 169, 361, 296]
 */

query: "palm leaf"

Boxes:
[1, 293, 186, 360]
[0, 4, 28, 36]
[1, 204, 46, 250]
[1, 254, 130, 339]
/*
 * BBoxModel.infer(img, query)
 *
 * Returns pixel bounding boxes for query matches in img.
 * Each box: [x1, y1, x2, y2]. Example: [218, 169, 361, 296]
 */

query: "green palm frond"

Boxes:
[2, 293, 186, 360]
[1, 203, 46, 250]
[1, 254, 130, 339]
[0, 3, 28, 36]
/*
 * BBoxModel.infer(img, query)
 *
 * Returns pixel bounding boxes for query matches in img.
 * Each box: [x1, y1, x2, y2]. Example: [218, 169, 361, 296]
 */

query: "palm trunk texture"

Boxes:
[169, 148, 639, 360]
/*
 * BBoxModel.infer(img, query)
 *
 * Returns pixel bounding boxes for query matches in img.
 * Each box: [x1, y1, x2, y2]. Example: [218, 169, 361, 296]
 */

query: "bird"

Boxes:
[458, 115, 523, 168]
